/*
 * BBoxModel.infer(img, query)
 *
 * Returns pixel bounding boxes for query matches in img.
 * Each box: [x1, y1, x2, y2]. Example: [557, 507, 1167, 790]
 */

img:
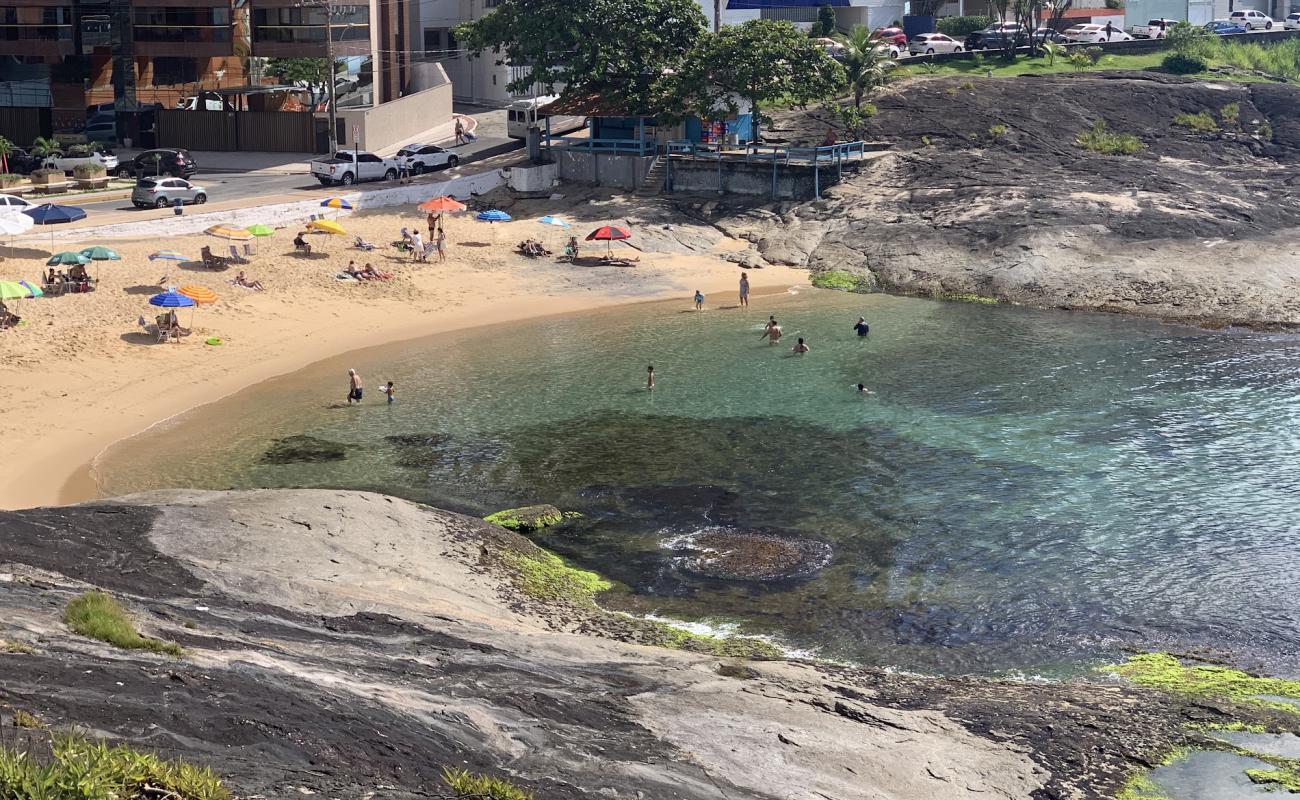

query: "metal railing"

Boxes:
[545, 135, 656, 156]
[663, 139, 871, 199]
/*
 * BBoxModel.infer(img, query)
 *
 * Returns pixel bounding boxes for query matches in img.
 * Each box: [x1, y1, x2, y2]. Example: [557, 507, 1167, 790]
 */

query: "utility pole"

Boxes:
[714, 0, 721, 31]
[296, 0, 349, 154]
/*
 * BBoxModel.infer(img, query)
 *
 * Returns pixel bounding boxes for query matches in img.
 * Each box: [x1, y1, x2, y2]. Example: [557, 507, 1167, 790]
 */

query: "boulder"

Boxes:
[260, 435, 348, 464]
[484, 504, 566, 532]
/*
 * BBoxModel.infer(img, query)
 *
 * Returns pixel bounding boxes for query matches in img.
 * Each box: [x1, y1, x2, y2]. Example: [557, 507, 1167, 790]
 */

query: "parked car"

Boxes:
[872, 42, 902, 58]
[1205, 19, 1249, 34]
[1228, 9, 1273, 29]
[176, 94, 228, 111]
[131, 177, 207, 209]
[84, 119, 115, 142]
[0, 194, 31, 209]
[310, 150, 398, 186]
[870, 27, 908, 46]
[42, 151, 119, 174]
[116, 149, 197, 179]
[1034, 27, 1069, 43]
[1130, 18, 1177, 38]
[1063, 23, 1133, 42]
[1286, 12, 1300, 29]
[812, 36, 846, 60]
[3, 146, 40, 174]
[395, 142, 460, 174]
[908, 32, 964, 54]
[965, 28, 1029, 49]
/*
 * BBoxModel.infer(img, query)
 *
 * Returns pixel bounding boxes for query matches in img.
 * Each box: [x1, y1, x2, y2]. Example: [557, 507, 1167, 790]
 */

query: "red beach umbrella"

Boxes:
[586, 225, 631, 257]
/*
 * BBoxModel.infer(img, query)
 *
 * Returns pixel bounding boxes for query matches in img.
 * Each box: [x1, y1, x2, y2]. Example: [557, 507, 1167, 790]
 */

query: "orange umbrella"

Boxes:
[178, 285, 217, 304]
[418, 196, 466, 213]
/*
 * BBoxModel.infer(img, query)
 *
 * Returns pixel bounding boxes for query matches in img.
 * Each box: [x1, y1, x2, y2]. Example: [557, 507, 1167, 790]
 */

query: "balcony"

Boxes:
[0, 6, 72, 57]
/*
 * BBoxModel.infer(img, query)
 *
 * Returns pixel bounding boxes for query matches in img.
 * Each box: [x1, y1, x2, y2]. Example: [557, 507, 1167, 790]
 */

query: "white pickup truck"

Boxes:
[1129, 17, 1176, 38]
[42, 151, 119, 174]
[310, 150, 398, 186]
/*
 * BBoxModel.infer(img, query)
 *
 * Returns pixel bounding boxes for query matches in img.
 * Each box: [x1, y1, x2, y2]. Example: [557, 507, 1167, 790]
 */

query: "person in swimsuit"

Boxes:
[646, 365, 655, 390]
[854, 316, 870, 336]
[347, 369, 363, 404]
[382, 381, 395, 404]
[792, 337, 810, 354]
[761, 319, 782, 345]
[739, 273, 750, 307]
[694, 290, 704, 311]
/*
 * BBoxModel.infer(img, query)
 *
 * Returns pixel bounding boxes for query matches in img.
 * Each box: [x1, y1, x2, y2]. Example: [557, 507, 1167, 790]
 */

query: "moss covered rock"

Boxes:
[484, 504, 566, 532]
[260, 435, 349, 465]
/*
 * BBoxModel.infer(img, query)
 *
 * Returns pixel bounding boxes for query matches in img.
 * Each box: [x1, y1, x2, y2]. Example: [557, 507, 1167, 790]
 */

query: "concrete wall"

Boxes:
[667, 160, 827, 200]
[327, 65, 453, 152]
[556, 151, 655, 191]
[506, 161, 559, 193]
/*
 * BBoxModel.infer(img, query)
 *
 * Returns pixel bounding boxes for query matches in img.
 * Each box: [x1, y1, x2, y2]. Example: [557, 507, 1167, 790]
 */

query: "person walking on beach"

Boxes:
[411, 230, 424, 261]
[854, 316, 870, 336]
[347, 369, 364, 404]
[694, 289, 704, 311]
[436, 227, 447, 263]
[454, 118, 466, 146]
[646, 365, 655, 390]
[761, 318, 783, 345]
[382, 381, 396, 404]
[739, 273, 750, 307]
[792, 337, 810, 354]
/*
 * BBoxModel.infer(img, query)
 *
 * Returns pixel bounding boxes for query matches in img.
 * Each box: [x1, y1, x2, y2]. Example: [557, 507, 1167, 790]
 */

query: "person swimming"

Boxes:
[792, 337, 810, 354]
[854, 317, 870, 336]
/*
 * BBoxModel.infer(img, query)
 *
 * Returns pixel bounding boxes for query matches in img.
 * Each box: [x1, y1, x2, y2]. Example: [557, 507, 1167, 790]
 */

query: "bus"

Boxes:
[506, 96, 586, 139]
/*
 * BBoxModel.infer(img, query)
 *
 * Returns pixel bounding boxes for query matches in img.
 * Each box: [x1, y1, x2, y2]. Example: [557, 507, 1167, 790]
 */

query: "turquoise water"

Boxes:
[98, 290, 1300, 676]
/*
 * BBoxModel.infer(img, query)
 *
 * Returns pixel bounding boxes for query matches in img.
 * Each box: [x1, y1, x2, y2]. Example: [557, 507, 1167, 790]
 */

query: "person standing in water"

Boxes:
[739, 273, 750, 307]
[761, 319, 783, 345]
[694, 289, 704, 311]
[346, 369, 364, 404]
[792, 337, 810, 354]
[854, 316, 870, 336]
[646, 365, 655, 390]
[382, 381, 396, 404]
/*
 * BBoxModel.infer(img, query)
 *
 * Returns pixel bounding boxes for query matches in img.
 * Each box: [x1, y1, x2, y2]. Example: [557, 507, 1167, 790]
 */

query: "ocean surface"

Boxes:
[97, 290, 1300, 677]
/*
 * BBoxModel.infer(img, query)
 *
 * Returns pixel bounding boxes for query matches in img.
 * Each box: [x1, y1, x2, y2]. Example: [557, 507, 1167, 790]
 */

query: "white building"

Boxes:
[411, 0, 531, 107]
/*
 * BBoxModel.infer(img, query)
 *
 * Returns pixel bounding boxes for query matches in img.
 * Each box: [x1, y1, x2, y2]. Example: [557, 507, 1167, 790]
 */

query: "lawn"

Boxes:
[901, 50, 1278, 83]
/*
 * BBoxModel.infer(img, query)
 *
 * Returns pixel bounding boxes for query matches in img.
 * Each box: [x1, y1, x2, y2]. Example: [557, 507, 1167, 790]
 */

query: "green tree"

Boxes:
[30, 136, 61, 158]
[0, 135, 11, 174]
[454, 0, 707, 111]
[264, 57, 338, 108]
[1165, 21, 1215, 59]
[816, 4, 837, 36]
[836, 25, 896, 108]
[668, 20, 845, 144]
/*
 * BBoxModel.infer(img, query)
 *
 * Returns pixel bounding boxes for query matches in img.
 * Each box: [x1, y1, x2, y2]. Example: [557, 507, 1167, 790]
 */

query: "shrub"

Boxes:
[1174, 111, 1218, 132]
[1259, 122, 1273, 141]
[0, 735, 230, 800]
[1083, 46, 1104, 65]
[1215, 39, 1300, 80]
[988, 123, 1008, 138]
[1067, 52, 1094, 72]
[1220, 102, 1239, 125]
[0, 174, 20, 189]
[811, 270, 870, 291]
[64, 591, 184, 656]
[921, 135, 932, 146]
[936, 15, 994, 37]
[960, 79, 975, 89]
[1076, 119, 1144, 155]
[72, 162, 107, 179]
[65, 143, 89, 157]
[1162, 53, 1207, 74]
[443, 767, 534, 800]
[11, 710, 43, 729]
[29, 167, 63, 182]
[1166, 20, 1216, 60]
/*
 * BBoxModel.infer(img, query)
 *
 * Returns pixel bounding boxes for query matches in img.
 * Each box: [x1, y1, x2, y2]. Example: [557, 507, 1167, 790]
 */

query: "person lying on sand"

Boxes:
[231, 271, 264, 291]
[360, 263, 391, 280]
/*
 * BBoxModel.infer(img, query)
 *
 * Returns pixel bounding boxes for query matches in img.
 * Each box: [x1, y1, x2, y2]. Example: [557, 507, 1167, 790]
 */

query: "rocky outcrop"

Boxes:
[0, 490, 1270, 799]
[484, 503, 565, 532]
[701, 73, 1300, 329]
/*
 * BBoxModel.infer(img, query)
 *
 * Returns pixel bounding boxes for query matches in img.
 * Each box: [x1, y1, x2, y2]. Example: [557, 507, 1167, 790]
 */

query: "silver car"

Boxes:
[131, 177, 207, 209]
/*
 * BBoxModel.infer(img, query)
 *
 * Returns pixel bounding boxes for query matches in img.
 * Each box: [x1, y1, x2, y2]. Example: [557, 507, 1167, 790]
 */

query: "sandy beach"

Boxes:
[0, 190, 803, 510]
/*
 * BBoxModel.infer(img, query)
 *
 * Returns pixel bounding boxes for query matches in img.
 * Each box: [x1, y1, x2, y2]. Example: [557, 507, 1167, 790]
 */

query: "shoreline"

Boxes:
[16, 275, 801, 511]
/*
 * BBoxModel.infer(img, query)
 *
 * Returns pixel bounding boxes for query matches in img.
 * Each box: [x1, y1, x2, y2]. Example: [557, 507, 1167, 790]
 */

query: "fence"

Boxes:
[0, 107, 51, 144]
[156, 110, 316, 153]
[665, 140, 879, 199]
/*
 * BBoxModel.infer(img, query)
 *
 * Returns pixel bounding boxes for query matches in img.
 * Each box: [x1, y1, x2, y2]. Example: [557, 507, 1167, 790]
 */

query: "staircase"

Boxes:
[634, 156, 667, 198]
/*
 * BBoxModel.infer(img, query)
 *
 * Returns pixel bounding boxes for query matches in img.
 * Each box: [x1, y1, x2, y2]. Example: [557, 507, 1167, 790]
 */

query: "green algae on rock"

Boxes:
[810, 270, 870, 292]
[1246, 764, 1300, 792]
[1104, 653, 1300, 710]
[484, 504, 567, 532]
[497, 546, 612, 604]
[939, 293, 999, 305]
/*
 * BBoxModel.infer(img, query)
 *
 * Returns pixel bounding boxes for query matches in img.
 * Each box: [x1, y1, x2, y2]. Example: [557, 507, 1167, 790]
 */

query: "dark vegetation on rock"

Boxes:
[671, 529, 832, 581]
[260, 434, 350, 464]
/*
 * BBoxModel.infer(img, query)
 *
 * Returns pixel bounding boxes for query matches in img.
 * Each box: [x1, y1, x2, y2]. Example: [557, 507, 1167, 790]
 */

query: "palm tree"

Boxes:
[0, 136, 11, 174]
[836, 25, 896, 108]
[30, 136, 61, 158]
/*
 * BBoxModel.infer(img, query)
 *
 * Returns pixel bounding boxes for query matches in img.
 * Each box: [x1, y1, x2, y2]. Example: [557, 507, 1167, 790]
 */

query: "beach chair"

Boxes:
[418, 242, 437, 262]
[154, 313, 172, 343]
[227, 245, 250, 265]
[243, 244, 255, 260]
[353, 236, 376, 252]
[200, 246, 229, 269]
[294, 239, 312, 256]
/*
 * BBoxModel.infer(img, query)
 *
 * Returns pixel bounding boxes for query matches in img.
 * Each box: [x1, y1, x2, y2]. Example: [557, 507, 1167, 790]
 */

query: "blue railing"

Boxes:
[666, 139, 868, 164]
[546, 135, 656, 156]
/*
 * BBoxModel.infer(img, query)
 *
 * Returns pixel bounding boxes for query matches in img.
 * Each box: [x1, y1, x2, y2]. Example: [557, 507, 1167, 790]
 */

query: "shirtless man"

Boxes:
[347, 369, 363, 404]
[792, 337, 810, 354]
[761, 318, 783, 345]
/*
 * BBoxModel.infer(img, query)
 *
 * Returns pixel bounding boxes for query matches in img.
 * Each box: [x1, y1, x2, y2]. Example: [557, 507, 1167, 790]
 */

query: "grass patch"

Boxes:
[1174, 111, 1218, 133]
[1, 640, 36, 655]
[1076, 120, 1144, 156]
[0, 735, 229, 800]
[498, 548, 612, 605]
[1103, 653, 1300, 711]
[443, 766, 534, 800]
[1246, 765, 1300, 791]
[811, 270, 870, 292]
[1117, 770, 1173, 800]
[11, 710, 43, 729]
[63, 591, 184, 657]
[642, 622, 785, 659]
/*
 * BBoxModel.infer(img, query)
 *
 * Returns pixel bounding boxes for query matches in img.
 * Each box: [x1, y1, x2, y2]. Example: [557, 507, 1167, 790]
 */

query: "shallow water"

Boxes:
[98, 290, 1300, 676]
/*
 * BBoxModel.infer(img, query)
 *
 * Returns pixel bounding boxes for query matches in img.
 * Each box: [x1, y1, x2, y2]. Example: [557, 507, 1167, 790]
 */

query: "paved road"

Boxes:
[76, 173, 318, 214]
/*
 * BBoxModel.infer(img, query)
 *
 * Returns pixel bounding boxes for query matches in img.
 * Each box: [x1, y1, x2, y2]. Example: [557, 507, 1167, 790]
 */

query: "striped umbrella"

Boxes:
[18, 280, 42, 298]
[0, 280, 36, 300]
[149, 250, 191, 262]
[538, 215, 569, 228]
[585, 225, 632, 257]
[476, 209, 511, 223]
[205, 224, 254, 241]
[321, 198, 353, 210]
[148, 290, 196, 308]
[177, 285, 217, 304]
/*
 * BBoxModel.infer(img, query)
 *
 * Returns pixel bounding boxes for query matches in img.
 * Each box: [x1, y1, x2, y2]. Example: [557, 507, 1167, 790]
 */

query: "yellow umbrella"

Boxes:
[308, 219, 347, 236]
[206, 225, 254, 241]
[177, 284, 217, 330]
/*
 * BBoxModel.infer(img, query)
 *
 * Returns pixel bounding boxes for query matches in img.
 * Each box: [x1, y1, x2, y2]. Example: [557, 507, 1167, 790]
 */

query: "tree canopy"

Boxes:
[454, 0, 707, 110]
[264, 58, 339, 107]
[666, 19, 846, 141]
[835, 25, 895, 108]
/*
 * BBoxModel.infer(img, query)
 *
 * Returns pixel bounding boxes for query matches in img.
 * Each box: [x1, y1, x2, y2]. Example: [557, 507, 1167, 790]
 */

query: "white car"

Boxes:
[42, 151, 119, 173]
[0, 194, 31, 210]
[1130, 18, 1177, 38]
[1064, 23, 1133, 42]
[310, 150, 398, 186]
[394, 142, 460, 174]
[1229, 9, 1273, 29]
[908, 32, 964, 54]
[873, 42, 902, 58]
[1286, 12, 1300, 29]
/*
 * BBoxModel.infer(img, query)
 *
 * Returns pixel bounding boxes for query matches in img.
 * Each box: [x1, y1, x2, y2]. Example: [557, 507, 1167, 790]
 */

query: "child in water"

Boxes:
[382, 381, 396, 404]
[646, 365, 655, 390]
[792, 337, 810, 354]
[693, 290, 704, 311]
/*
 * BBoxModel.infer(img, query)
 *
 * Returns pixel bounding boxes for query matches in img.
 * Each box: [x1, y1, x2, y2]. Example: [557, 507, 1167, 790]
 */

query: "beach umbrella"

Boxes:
[538, 215, 569, 229]
[245, 224, 275, 237]
[419, 196, 466, 213]
[0, 280, 35, 300]
[18, 280, 42, 298]
[321, 198, 353, 210]
[308, 219, 347, 236]
[149, 290, 195, 308]
[0, 211, 33, 235]
[205, 224, 254, 241]
[47, 251, 90, 267]
[149, 250, 191, 262]
[476, 209, 511, 223]
[80, 246, 120, 262]
[24, 203, 86, 249]
[177, 285, 217, 304]
[586, 224, 632, 257]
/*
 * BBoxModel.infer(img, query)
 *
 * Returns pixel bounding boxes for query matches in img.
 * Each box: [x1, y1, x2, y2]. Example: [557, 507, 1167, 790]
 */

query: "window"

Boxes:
[423, 28, 439, 52]
[151, 57, 199, 85]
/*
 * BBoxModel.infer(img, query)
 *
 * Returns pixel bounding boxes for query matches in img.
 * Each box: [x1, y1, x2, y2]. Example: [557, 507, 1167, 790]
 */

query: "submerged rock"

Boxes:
[484, 504, 566, 532]
[260, 435, 349, 464]
[670, 528, 832, 581]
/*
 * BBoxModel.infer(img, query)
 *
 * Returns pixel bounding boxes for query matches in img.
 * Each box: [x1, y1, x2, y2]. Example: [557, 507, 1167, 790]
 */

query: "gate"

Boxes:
[0, 107, 51, 144]
[156, 110, 315, 153]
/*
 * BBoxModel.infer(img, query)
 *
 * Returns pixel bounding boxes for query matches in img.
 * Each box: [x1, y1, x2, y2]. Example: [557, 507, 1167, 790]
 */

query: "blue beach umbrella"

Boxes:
[321, 198, 353, 210]
[25, 203, 87, 249]
[538, 215, 568, 228]
[148, 290, 196, 308]
[476, 209, 511, 223]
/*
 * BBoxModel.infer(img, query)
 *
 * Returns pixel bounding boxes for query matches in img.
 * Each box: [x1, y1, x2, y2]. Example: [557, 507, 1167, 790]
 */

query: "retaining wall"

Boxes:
[667, 159, 824, 200]
[556, 151, 656, 191]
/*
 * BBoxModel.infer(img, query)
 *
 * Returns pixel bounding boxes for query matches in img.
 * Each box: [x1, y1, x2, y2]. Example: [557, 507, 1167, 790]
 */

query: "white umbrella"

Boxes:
[0, 211, 34, 259]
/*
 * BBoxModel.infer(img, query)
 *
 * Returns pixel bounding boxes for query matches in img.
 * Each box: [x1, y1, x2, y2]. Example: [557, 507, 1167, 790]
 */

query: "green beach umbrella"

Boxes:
[79, 245, 121, 261]
[0, 280, 34, 300]
[47, 251, 90, 267]
[246, 224, 275, 237]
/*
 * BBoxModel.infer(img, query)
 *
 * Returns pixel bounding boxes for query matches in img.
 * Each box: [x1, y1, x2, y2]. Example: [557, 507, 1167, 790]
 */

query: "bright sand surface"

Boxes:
[0, 196, 802, 510]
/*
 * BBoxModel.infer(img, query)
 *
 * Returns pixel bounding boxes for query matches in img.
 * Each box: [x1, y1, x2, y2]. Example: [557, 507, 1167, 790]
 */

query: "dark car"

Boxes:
[4, 146, 40, 174]
[965, 29, 1030, 49]
[116, 148, 196, 179]
[1204, 19, 1248, 34]
[1033, 27, 1069, 43]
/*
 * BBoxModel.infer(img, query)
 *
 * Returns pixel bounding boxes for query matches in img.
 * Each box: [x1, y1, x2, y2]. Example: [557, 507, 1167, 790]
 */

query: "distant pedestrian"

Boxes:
[427, 212, 439, 239]
[792, 337, 810, 354]
[347, 369, 363, 404]
[454, 118, 466, 146]
[1103, 20, 1115, 40]
[761, 318, 783, 345]
[411, 230, 424, 261]
[436, 227, 447, 262]
[397, 155, 410, 184]
[382, 381, 396, 404]
[694, 289, 704, 311]
[739, 272, 750, 307]
[646, 365, 655, 390]
[854, 316, 870, 336]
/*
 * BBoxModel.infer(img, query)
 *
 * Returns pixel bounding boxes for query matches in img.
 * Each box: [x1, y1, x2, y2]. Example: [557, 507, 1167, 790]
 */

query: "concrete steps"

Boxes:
[634, 156, 666, 197]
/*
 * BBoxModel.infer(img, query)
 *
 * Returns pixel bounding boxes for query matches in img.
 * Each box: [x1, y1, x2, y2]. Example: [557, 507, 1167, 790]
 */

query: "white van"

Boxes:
[506, 96, 585, 139]
[176, 95, 227, 111]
